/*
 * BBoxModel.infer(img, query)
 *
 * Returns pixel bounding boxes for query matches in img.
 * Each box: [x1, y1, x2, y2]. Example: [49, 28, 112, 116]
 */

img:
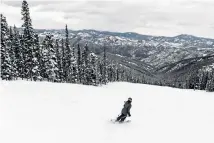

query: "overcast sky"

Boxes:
[1, 0, 214, 38]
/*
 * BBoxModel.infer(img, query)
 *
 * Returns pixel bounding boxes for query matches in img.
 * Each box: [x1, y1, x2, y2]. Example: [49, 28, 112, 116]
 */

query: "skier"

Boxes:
[116, 97, 132, 122]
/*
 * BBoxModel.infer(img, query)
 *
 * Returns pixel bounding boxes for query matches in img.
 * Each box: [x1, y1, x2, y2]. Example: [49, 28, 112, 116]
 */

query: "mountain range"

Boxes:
[35, 29, 214, 83]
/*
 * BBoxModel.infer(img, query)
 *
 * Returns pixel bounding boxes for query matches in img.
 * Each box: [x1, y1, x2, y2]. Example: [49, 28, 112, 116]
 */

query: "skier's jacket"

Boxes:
[121, 101, 132, 116]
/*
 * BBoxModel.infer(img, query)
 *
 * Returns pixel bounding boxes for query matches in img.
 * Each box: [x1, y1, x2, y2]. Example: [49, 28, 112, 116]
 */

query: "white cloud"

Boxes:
[1, 0, 214, 38]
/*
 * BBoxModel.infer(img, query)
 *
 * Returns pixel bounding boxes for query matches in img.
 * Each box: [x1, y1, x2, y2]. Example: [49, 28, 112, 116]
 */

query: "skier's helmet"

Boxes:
[128, 97, 132, 102]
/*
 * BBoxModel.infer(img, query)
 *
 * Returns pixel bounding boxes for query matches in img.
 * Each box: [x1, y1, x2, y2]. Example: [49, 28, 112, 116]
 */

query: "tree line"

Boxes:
[1, 0, 144, 86]
[184, 67, 214, 91]
[1, 0, 213, 91]
[158, 67, 214, 92]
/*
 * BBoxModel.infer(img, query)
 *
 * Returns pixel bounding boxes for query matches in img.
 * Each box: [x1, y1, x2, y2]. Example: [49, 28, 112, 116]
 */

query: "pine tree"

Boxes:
[1, 14, 13, 80]
[97, 61, 103, 84]
[109, 64, 117, 82]
[19, 34, 25, 79]
[47, 35, 58, 82]
[71, 54, 78, 83]
[64, 24, 72, 82]
[206, 71, 214, 92]
[70, 44, 78, 83]
[21, 0, 34, 80]
[40, 37, 47, 80]
[116, 68, 120, 81]
[31, 34, 41, 81]
[61, 38, 66, 82]
[84, 52, 98, 85]
[198, 70, 208, 90]
[102, 46, 108, 84]
[13, 25, 23, 79]
[89, 53, 98, 85]
[63, 25, 77, 83]
[55, 39, 63, 82]
[113, 64, 118, 82]
[185, 74, 191, 89]
[82, 44, 90, 85]
[8, 26, 17, 79]
[41, 34, 58, 81]
[77, 44, 82, 83]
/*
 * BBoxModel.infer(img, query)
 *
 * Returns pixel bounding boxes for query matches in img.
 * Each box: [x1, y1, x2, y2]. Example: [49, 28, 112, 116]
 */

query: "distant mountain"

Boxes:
[36, 29, 214, 67]
[35, 29, 214, 82]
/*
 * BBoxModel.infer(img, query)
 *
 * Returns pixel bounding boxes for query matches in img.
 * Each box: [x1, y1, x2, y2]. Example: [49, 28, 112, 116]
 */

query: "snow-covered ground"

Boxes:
[1, 81, 214, 143]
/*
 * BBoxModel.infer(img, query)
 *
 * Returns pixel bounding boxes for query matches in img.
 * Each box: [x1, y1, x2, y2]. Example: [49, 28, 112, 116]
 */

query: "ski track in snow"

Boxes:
[0, 80, 214, 143]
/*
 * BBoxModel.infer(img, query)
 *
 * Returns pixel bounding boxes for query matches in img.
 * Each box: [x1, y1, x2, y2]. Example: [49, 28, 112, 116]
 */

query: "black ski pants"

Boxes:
[116, 114, 127, 122]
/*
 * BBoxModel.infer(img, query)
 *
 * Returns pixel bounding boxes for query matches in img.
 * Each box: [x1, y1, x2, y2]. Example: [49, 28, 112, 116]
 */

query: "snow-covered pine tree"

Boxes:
[187, 71, 198, 89]
[1, 14, 13, 80]
[40, 36, 49, 80]
[206, 71, 214, 92]
[185, 75, 191, 89]
[13, 25, 24, 79]
[113, 65, 118, 82]
[21, 0, 34, 80]
[47, 34, 58, 82]
[107, 64, 117, 82]
[55, 39, 63, 82]
[8, 26, 17, 79]
[102, 46, 108, 84]
[61, 38, 66, 82]
[64, 24, 72, 82]
[77, 44, 82, 83]
[82, 44, 90, 85]
[113, 64, 118, 82]
[88, 53, 98, 85]
[31, 34, 41, 81]
[81, 46, 86, 84]
[116, 68, 120, 81]
[97, 60, 103, 84]
[41, 34, 58, 82]
[71, 46, 78, 83]
[121, 69, 126, 82]
[198, 70, 208, 90]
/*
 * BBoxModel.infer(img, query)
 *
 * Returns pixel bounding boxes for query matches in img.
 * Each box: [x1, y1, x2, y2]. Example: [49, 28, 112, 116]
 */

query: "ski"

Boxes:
[110, 119, 131, 124]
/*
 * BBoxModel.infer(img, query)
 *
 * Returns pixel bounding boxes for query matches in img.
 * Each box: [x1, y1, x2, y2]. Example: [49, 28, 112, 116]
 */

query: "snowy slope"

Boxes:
[1, 81, 214, 143]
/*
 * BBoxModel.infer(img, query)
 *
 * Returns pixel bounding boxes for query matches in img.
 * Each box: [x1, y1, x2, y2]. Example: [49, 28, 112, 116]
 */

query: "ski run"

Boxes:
[1, 80, 214, 143]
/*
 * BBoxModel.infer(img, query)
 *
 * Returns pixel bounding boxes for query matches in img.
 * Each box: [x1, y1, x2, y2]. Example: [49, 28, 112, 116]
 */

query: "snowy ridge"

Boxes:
[1, 80, 214, 143]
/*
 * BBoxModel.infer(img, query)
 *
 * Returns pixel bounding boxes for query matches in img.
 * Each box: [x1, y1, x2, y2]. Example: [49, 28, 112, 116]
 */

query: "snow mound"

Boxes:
[0, 81, 214, 143]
